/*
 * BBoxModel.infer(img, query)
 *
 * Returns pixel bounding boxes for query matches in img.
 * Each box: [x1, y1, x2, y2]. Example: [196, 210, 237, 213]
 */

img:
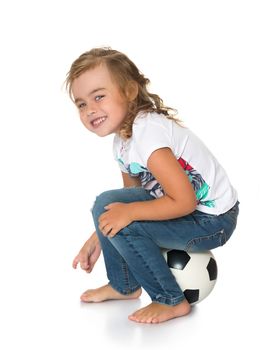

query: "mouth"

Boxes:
[90, 116, 107, 128]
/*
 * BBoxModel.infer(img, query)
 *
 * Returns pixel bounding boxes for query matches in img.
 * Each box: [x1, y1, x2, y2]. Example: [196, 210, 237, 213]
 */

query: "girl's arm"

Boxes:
[127, 147, 197, 221]
[98, 148, 197, 237]
[72, 231, 101, 272]
[122, 172, 141, 188]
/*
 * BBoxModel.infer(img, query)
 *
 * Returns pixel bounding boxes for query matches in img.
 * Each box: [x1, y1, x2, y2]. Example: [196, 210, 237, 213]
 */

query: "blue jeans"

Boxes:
[91, 187, 239, 306]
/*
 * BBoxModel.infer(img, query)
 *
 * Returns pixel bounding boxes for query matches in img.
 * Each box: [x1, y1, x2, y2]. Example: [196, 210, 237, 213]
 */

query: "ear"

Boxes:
[125, 81, 138, 102]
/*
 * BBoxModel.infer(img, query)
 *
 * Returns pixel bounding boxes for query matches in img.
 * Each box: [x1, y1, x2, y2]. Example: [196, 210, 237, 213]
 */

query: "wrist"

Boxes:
[90, 231, 98, 243]
[127, 202, 138, 221]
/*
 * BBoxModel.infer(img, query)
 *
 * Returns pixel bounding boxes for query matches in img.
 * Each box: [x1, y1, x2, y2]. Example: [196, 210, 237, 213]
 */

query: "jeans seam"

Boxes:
[122, 226, 183, 303]
[121, 261, 140, 293]
[153, 294, 185, 305]
[185, 228, 225, 251]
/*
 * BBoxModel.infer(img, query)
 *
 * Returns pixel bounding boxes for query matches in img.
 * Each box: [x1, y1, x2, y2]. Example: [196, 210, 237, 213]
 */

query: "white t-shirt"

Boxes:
[113, 112, 238, 215]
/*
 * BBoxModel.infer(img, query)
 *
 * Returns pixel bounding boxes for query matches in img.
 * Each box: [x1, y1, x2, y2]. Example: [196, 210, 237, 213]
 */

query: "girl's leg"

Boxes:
[91, 187, 187, 305]
[90, 187, 155, 297]
[91, 187, 239, 322]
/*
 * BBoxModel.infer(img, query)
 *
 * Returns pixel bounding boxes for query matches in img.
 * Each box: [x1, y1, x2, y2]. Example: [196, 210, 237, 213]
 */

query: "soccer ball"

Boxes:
[162, 249, 218, 305]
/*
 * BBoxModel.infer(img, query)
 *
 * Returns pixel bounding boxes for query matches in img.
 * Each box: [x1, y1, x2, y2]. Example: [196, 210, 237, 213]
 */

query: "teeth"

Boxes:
[92, 117, 107, 126]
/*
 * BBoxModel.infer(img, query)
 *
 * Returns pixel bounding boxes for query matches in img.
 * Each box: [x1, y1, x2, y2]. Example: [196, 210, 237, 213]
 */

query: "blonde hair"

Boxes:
[65, 47, 181, 139]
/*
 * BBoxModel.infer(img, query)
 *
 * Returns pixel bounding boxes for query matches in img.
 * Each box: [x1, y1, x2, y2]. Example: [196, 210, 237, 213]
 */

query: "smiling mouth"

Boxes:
[91, 116, 107, 128]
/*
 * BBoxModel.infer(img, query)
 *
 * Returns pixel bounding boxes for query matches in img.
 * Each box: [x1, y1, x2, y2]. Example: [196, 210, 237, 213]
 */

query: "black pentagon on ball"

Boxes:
[184, 289, 200, 304]
[167, 250, 191, 270]
[207, 257, 218, 280]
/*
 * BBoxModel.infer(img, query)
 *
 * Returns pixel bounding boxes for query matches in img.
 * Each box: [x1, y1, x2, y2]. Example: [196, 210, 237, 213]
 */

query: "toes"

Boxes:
[151, 317, 159, 324]
[128, 311, 143, 323]
[80, 294, 88, 301]
[128, 314, 137, 321]
[80, 290, 92, 302]
[128, 310, 155, 323]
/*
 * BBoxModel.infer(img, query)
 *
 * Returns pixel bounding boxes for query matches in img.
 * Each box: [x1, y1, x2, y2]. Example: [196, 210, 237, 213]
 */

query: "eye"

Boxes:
[77, 102, 86, 110]
[95, 95, 105, 101]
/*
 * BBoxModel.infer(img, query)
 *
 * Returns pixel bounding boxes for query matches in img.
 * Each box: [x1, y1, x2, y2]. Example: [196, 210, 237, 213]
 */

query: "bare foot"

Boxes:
[128, 299, 191, 323]
[80, 284, 142, 303]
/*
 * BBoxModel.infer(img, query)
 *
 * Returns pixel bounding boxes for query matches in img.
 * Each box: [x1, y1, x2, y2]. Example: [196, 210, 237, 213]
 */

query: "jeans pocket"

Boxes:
[186, 229, 227, 252]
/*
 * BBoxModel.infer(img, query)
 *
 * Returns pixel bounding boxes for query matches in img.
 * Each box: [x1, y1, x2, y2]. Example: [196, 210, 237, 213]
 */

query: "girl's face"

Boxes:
[71, 64, 129, 137]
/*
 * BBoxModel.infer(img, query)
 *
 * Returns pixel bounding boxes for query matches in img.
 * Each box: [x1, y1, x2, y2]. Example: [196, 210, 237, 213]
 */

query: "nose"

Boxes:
[87, 110, 96, 117]
[86, 103, 97, 117]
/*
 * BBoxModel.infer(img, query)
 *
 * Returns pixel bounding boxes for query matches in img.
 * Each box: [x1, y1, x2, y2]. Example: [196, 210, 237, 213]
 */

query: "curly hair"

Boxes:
[65, 47, 181, 139]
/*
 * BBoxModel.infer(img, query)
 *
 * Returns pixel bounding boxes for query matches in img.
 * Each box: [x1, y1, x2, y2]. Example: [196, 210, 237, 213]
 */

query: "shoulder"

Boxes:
[132, 112, 172, 136]
[132, 111, 188, 142]
[129, 112, 176, 165]
[134, 111, 168, 127]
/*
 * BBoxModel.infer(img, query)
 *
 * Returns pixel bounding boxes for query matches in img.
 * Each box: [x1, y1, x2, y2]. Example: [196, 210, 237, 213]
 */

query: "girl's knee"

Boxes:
[91, 190, 111, 214]
[91, 189, 122, 217]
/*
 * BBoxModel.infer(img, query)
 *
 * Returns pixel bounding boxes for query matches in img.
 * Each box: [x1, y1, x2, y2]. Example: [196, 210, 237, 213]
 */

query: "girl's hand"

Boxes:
[98, 202, 133, 238]
[72, 233, 101, 273]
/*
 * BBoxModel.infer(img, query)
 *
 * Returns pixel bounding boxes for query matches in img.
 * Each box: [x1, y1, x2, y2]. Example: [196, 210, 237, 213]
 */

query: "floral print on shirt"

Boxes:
[117, 156, 215, 208]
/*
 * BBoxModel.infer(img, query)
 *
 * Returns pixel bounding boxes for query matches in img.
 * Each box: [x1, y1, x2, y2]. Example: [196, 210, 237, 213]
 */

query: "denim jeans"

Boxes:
[91, 187, 239, 306]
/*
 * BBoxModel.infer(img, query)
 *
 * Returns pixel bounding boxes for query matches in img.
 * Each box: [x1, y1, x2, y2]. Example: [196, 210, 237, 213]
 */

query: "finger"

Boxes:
[72, 255, 80, 269]
[104, 225, 114, 236]
[108, 226, 122, 238]
[108, 228, 118, 238]
[104, 202, 115, 210]
[81, 264, 89, 271]
[98, 212, 107, 222]
[104, 202, 120, 209]
[80, 258, 89, 270]
[99, 221, 111, 234]
[86, 265, 93, 273]
[82, 266, 90, 272]
[81, 264, 91, 272]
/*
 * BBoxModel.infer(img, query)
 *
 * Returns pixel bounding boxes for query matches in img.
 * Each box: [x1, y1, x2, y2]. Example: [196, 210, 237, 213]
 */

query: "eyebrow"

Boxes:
[74, 88, 106, 104]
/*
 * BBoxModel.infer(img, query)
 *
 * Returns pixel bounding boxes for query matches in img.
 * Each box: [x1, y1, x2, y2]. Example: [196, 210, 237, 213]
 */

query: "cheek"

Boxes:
[117, 100, 129, 116]
[80, 114, 91, 129]
[79, 113, 85, 124]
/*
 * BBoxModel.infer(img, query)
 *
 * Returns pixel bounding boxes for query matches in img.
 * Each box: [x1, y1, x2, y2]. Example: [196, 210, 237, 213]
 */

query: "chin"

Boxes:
[95, 130, 113, 137]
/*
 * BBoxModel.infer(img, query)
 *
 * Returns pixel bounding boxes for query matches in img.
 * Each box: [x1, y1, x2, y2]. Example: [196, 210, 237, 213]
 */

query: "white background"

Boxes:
[0, 0, 263, 349]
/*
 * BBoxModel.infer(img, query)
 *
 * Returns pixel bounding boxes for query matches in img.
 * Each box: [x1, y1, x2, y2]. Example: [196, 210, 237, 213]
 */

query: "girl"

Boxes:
[67, 48, 239, 324]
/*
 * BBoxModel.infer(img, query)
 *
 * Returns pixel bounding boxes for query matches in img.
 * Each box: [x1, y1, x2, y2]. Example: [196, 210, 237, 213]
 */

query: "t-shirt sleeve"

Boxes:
[133, 117, 173, 166]
[112, 134, 129, 173]
[117, 158, 129, 173]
